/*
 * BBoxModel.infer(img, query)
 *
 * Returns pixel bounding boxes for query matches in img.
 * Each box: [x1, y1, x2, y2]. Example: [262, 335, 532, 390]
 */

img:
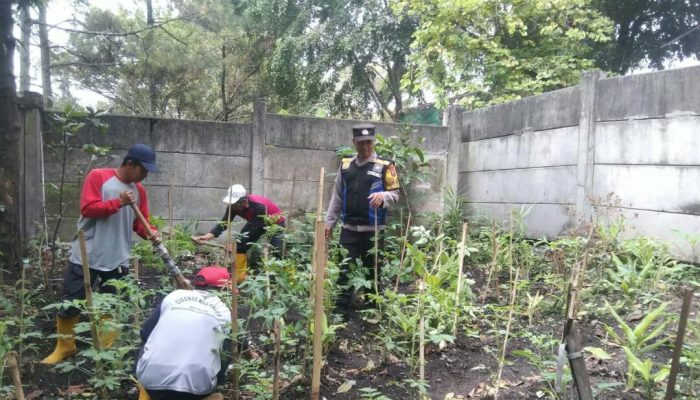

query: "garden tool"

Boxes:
[41, 315, 79, 364]
[99, 314, 119, 349]
[130, 204, 192, 290]
[135, 380, 151, 400]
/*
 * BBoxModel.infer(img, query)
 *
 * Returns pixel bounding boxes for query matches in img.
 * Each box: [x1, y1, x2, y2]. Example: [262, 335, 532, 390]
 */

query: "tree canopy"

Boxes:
[15, 0, 700, 119]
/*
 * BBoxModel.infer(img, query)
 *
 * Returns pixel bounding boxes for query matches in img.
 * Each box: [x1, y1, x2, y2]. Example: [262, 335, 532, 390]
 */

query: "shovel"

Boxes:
[130, 203, 192, 290]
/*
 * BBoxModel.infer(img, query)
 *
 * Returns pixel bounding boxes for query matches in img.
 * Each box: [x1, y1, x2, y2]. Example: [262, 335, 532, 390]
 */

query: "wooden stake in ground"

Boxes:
[229, 240, 240, 400]
[665, 288, 694, 400]
[394, 212, 412, 292]
[373, 208, 380, 307]
[78, 230, 101, 349]
[310, 168, 327, 400]
[452, 222, 468, 337]
[168, 177, 174, 242]
[566, 321, 594, 400]
[132, 256, 140, 281]
[492, 266, 520, 400]
[7, 351, 25, 400]
[418, 280, 426, 399]
[272, 318, 282, 400]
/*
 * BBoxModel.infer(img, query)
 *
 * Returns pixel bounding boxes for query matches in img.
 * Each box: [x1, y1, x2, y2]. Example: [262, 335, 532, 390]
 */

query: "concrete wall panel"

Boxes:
[459, 86, 580, 142]
[597, 65, 700, 121]
[45, 150, 250, 188]
[592, 165, 700, 215]
[594, 206, 700, 263]
[45, 115, 253, 155]
[595, 117, 700, 165]
[460, 126, 578, 172]
[467, 202, 573, 238]
[458, 166, 576, 204]
[264, 147, 339, 181]
[266, 114, 448, 153]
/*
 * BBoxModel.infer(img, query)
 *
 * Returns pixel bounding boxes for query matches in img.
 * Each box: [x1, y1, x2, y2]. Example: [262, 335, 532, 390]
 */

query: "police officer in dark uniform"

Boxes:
[325, 124, 401, 317]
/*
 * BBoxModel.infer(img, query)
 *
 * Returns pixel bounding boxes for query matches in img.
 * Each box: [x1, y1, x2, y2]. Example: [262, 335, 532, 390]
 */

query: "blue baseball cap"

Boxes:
[126, 144, 159, 172]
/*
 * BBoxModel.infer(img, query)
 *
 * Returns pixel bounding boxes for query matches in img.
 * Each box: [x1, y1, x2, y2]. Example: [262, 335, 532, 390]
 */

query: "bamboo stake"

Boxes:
[132, 257, 140, 281]
[566, 321, 594, 400]
[229, 240, 240, 400]
[78, 230, 101, 350]
[310, 168, 327, 400]
[19, 259, 27, 365]
[418, 280, 426, 399]
[283, 170, 297, 259]
[272, 318, 282, 400]
[7, 351, 25, 400]
[490, 224, 500, 301]
[665, 289, 694, 400]
[452, 222, 468, 337]
[394, 212, 412, 292]
[168, 178, 174, 242]
[493, 266, 521, 400]
[373, 208, 380, 309]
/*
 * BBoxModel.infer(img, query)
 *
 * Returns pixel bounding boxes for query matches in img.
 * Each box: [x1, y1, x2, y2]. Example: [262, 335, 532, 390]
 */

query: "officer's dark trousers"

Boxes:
[336, 228, 384, 311]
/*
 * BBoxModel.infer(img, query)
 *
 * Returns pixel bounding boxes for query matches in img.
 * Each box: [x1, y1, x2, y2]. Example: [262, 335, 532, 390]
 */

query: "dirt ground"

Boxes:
[8, 261, 688, 400]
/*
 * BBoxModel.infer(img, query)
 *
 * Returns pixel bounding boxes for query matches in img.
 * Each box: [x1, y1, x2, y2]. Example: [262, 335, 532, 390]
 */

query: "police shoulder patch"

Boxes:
[374, 158, 391, 166]
[341, 157, 353, 169]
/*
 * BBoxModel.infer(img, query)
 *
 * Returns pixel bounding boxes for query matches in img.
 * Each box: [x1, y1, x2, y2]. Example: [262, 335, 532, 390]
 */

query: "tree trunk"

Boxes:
[19, 2, 30, 92]
[0, 0, 22, 275]
[220, 44, 227, 121]
[146, 0, 157, 115]
[38, 2, 52, 106]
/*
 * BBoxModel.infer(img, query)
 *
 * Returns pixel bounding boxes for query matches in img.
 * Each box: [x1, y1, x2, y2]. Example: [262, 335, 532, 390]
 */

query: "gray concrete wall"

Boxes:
[457, 65, 700, 262]
[36, 106, 449, 242]
[42, 115, 253, 240]
[592, 67, 700, 262]
[262, 112, 449, 215]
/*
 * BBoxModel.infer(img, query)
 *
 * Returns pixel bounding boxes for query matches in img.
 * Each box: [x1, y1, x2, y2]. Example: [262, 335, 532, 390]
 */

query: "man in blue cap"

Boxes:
[43, 143, 162, 364]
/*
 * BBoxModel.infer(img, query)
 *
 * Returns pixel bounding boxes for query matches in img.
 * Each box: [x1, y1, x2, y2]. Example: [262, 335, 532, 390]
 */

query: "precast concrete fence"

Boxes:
[16, 65, 700, 261]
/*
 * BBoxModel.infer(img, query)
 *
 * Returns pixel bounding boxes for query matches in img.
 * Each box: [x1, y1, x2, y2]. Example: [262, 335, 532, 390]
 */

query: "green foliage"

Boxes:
[592, 0, 700, 74]
[513, 333, 570, 398]
[680, 313, 700, 397]
[394, 0, 613, 107]
[604, 301, 670, 393]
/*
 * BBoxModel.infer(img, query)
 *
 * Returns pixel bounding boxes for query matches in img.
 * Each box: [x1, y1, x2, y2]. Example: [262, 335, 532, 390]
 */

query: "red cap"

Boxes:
[192, 266, 230, 288]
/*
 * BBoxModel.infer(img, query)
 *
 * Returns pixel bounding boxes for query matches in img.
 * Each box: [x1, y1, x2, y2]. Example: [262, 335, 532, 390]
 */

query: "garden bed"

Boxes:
[2, 212, 700, 399]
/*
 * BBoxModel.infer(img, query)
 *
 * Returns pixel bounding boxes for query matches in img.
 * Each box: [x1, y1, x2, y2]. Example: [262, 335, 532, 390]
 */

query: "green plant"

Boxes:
[513, 333, 569, 399]
[358, 387, 393, 400]
[524, 291, 544, 327]
[623, 348, 669, 398]
[45, 105, 109, 258]
[44, 276, 156, 397]
[679, 313, 700, 398]
[604, 301, 670, 393]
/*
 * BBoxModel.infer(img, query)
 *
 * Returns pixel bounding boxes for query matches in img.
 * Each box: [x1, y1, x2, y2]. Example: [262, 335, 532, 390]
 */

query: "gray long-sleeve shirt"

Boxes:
[325, 152, 400, 232]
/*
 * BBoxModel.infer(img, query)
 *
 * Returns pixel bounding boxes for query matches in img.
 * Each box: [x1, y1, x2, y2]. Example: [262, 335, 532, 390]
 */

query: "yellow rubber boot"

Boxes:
[235, 253, 248, 283]
[136, 381, 151, 400]
[41, 315, 79, 364]
[99, 314, 119, 349]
